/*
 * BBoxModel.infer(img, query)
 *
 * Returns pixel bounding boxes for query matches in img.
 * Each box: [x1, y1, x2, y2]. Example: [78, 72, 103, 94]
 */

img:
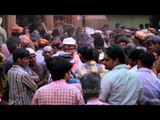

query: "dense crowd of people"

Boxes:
[1, 15, 160, 105]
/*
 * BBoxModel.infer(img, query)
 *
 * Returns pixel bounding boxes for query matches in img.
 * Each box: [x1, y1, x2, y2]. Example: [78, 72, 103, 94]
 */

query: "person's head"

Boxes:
[11, 25, 24, 36]
[6, 36, 21, 54]
[51, 40, 62, 54]
[61, 37, 77, 56]
[42, 46, 53, 59]
[123, 43, 136, 58]
[80, 72, 101, 100]
[135, 31, 147, 47]
[67, 26, 76, 37]
[138, 52, 156, 69]
[43, 33, 53, 42]
[102, 24, 110, 32]
[76, 33, 92, 47]
[115, 23, 120, 29]
[18, 20, 29, 30]
[54, 15, 61, 26]
[63, 24, 73, 35]
[19, 35, 30, 47]
[76, 26, 85, 36]
[45, 56, 72, 81]
[78, 44, 94, 63]
[13, 47, 30, 67]
[91, 33, 104, 49]
[121, 26, 126, 30]
[58, 52, 75, 68]
[52, 29, 61, 38]
[145, 36, 158, 53]
[26, 48, 36, 66]
[104, 44, 126, 70]
[59, 15, 65, 25]
[115, 36, 129, 47]
[34, 22, 43, 32]
[34, 15, 42, 22]
[139, 24, 144, 30]
[58, 52, 73, 61]
[128, 49, 145, 67]
[38, 39, 49, 49]
[145, 23, 149, 29]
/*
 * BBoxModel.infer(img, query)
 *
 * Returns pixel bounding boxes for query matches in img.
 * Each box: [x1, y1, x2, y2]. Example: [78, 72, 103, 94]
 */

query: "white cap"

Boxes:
[26, 48, 35, 54]
[61, 37, 76, 47]
[43, 46, 52, 52]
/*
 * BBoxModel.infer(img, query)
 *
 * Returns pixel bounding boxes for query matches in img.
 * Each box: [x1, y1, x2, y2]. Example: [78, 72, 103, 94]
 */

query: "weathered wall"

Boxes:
[107, 15, 149, 29]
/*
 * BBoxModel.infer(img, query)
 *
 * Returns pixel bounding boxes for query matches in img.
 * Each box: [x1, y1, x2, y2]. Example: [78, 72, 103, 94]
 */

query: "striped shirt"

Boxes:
[32, 80, 85, 105]
[7, 65, 37, 105]
[74, 60, 107, 79]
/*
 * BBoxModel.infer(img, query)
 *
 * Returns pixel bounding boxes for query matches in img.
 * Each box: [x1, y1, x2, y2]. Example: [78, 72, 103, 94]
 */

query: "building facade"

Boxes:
[2, 15, 157, 38]
[0, 15, 107, 37]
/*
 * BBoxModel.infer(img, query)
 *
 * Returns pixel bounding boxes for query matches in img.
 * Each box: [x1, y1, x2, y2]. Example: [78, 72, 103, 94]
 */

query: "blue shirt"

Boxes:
[99, 64, 143, 105]
[137, 68, 160, 103]
[67, 77, 80, 84]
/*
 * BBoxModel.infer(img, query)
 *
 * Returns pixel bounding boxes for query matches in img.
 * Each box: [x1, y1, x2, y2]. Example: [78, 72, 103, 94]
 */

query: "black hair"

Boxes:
[80, 72, 101, 100]
[145, 23, 149, 28]
[78, 45, 94, 60]
[115, 36, 129, 44]
[18, 20, 29, 28]
[58, 53, 73, 62]
[54, 15, 65, 20]
[67, 26, 75, 37]
[13, 47, 30, 63]
[60, 15, 65, 20]
[139, 24, 144, 30]
[123, 43, 136, 57]
[105, 43, 126, 64]
[139, 52, 156, 69]
[128, 49, 145, 61]
[115, 23, 120, 29]
[93, 48, 101, 63]
[145, 36, 158, 46]
[34, 15, 42, 21]
[52, 29, 61, 38]
[45, 56, 72, 81]
[6, 36, 21, 53]
[91, 33, 104, 48]
[11, 31, 24, 37]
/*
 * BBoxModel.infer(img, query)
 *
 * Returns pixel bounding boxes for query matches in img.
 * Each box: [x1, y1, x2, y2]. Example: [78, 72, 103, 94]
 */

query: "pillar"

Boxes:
[5, 15, 16, 37]
[43, 15, 54, 31]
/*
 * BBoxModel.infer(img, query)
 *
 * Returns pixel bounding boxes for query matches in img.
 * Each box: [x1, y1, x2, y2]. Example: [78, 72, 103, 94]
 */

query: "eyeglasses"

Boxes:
[63, 48, 76, 51]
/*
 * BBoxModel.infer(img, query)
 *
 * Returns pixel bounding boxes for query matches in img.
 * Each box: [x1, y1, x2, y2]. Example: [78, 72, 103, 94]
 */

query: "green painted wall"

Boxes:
[107, 15, 149, 29]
